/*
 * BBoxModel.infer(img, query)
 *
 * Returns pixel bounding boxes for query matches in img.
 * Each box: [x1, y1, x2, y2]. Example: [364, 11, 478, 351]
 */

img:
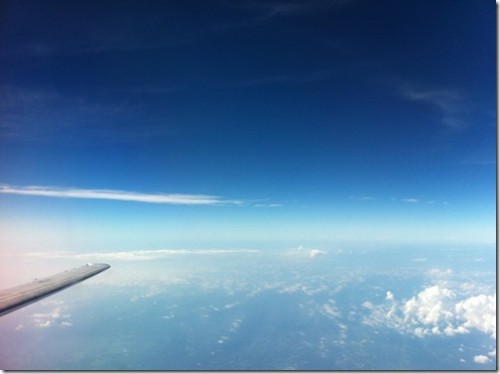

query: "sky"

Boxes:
[0, 0, 496, 255]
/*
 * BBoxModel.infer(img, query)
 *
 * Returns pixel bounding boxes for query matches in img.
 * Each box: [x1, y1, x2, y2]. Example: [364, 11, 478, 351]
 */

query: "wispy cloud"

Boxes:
[402, 198, 419, 203]
[18, 248, 261, 261]
[349, 196, 377, 201]
[398, 84, 466, 130]
[234, 0, 356, 21]
[0, 185, 242, 206]
[0, 85, 144, 142]
[226, 69, 338, 88]
[253, 203, 282, 208]
[7, 1, 356, 58]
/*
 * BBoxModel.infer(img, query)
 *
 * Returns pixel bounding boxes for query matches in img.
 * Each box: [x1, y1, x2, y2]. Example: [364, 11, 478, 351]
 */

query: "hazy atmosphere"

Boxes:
[0, 0, 496, 370]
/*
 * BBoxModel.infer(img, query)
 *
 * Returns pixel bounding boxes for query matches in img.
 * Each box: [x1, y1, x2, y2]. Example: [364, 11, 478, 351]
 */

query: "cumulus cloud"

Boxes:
[32, 301, 72, 329]
[363, 285, 496, 339]
[403, 285, 455, 325]
[473, 355, 490, 364]
[0, 185, 242, 205]
[455, 294, 496, 337]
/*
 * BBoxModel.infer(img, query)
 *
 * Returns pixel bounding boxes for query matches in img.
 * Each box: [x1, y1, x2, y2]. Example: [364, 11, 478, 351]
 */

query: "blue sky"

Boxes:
[0, 0, 496, 253]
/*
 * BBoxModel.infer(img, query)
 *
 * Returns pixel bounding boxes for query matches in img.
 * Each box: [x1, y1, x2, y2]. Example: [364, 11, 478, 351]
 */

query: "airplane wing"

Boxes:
[0, 263, 110, 317]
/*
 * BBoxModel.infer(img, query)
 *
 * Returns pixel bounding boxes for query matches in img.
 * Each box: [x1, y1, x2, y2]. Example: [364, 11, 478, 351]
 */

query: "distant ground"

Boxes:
[0, 246, 496, 370]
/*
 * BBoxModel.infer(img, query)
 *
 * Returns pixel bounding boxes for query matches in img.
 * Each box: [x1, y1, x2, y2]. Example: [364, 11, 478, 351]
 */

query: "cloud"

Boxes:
[32, 300, 72, 329]
[253, 203, 283, 208]
[473, 355, 490, 364]
[320, 300, 342, 319]
[403, 285, 455, 325]
[20, 248, 261, 261]
[235, 0, 355, 21]
[309, 249, 327, 258]
[455, 294, 496, 337]
[287, 246, 329, 260]
[0, 185, 243, 206]
[228, 69, 339, 88]
[7, 1, 356, 58]
[402, 198, 419, 203]
[363, 285, 496, 339]
[398, 85, 466, 130]
[350, 196, 377, 201]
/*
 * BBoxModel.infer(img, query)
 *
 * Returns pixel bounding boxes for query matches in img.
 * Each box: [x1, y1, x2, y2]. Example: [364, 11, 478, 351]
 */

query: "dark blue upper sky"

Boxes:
[0, 0, 496, 250]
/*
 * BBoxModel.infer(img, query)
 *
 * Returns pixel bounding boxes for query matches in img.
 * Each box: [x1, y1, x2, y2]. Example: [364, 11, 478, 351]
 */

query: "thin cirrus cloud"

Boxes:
[399, 85, 466, 130]
[0, 185, 243, 206]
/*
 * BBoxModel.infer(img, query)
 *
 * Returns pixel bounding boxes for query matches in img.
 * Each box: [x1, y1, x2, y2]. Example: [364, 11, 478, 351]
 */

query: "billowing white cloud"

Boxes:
[363, 285, 496, 339]
[473, 355, 490, 364]
[0, 185, 242, 205]
[403, 285, 455, 325]
[455, 294, 496, 337]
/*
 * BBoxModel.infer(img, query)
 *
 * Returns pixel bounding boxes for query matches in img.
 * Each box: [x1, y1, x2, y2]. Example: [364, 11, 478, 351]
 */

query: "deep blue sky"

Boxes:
[0, 0, 496, 251]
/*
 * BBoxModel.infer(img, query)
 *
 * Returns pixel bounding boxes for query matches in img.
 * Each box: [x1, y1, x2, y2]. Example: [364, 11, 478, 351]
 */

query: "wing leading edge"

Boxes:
[0, 263, 110, 317]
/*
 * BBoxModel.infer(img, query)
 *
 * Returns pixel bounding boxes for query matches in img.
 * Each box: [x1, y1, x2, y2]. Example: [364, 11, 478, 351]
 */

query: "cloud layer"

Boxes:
[0, 185, 242, 205]
[19, 248, 260, 261]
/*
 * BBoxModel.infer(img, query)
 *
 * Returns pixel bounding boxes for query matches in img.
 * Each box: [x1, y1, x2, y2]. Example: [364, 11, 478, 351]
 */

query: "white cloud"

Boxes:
[21, 248, 261, 261]
[32, 301, 72, 329]
[309, 249, 327, 258]
[0, 185, 242, 205]
[455, 294, 496, 338]
[362, 301, 374, 309]
[320, 300, 342, 319]
[473, 355, 490, 364]
[363, 285, 496, 339]
[403, 285, 455, 325]
[402, 198, 419, 203]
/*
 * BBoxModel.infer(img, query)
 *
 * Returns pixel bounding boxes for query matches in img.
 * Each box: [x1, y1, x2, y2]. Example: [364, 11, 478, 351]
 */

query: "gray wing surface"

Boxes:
[0, 263, 110, 317]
